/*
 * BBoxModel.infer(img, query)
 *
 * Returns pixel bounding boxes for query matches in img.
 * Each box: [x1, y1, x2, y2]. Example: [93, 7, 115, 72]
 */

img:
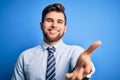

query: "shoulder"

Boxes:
[19, 45, 42, 59]
[71, 45, 84, 51]
[64, 43, 85, 53]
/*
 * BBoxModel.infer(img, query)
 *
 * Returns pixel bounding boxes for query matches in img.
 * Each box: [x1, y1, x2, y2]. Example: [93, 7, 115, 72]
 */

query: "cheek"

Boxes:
[61, 27, 66, 33]
[44, 22, 52, 27]
[42, 24, 49, 31]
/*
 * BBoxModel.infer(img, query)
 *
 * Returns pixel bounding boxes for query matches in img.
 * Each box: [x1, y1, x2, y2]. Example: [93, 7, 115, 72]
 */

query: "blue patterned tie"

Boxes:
[46, 46, 56, 80]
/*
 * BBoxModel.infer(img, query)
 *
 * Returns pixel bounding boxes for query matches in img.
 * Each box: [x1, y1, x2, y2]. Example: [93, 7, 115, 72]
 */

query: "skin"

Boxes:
[65, 41, 101, 80]
[40, 11, 67, 46]
[40, 11, 102, 80]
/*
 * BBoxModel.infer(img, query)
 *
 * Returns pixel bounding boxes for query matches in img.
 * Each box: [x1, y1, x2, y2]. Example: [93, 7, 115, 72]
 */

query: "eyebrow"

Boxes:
[45, 18, 64, 22]
[58, 19, 64, 22]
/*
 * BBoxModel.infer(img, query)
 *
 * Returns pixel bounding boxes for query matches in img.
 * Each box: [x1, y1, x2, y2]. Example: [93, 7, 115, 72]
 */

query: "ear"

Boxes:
[40, 22, 43, 30]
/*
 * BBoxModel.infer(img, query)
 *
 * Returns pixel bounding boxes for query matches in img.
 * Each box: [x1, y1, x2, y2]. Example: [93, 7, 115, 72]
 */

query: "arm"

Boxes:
[11, 54, 25, 80]
[65, 41, 101, 80]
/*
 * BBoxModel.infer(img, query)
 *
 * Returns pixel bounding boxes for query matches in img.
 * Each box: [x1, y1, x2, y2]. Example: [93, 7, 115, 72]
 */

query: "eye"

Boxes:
[45, 18, 53, 22]
[58, 20, 64, 24]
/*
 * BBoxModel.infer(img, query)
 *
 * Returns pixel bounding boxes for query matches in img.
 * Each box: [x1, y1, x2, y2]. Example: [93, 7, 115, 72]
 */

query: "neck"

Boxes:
[44, 39, 62, 46]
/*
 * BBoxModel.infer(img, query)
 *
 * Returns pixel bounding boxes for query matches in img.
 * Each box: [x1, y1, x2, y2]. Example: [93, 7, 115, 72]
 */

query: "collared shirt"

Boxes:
[12, 40, 95, 80]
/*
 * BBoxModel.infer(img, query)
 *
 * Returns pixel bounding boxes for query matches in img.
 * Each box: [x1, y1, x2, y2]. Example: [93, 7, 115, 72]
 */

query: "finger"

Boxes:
[84, 62, 92, 75]
[75, 67, 84, 80]
[85, 40, 102, 55]
[67, 68, 85, 80]
[65, 73, 73, 79]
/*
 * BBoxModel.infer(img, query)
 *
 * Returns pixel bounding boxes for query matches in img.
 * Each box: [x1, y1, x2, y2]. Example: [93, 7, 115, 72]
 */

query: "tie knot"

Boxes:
[47, 46, 56, 54]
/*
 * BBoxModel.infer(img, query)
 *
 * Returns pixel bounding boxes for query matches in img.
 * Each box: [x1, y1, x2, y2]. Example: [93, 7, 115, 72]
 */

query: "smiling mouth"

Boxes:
[49, 29, 59, 34]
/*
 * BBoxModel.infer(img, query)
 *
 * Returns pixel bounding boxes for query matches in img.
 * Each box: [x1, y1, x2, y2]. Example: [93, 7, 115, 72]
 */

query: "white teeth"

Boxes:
[50, 30, 58, 34]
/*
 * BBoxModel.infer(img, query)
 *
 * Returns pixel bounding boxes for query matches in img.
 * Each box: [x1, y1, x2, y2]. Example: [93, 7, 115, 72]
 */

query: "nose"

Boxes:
[51, 22, 57, 28]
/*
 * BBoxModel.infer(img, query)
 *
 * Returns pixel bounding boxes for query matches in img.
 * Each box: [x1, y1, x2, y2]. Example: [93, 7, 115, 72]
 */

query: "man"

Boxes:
[12, 3, 101, 80]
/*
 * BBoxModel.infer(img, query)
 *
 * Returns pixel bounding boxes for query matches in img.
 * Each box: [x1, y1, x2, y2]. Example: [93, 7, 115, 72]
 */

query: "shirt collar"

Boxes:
[41, 40, 64, 51]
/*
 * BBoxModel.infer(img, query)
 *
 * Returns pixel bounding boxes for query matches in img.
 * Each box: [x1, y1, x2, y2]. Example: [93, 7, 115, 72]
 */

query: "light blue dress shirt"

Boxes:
[12, 40, 95, 80]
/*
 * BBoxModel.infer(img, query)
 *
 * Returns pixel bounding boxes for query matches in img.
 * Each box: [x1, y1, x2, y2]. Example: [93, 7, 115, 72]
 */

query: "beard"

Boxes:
[42, 29, 64, 42]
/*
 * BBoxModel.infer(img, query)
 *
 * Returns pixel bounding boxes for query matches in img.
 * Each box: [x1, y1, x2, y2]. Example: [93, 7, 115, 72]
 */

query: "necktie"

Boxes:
[46, 46, 56, 80]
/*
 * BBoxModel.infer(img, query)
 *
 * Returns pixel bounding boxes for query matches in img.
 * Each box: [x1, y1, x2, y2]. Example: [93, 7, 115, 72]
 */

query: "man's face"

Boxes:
[41, 11, 67, 43]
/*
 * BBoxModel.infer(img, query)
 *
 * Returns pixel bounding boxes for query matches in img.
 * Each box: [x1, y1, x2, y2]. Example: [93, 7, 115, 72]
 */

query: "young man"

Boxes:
[12, 3, 101, 80]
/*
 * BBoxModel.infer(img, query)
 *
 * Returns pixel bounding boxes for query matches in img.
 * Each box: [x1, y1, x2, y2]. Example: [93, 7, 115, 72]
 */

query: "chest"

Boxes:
[24, 50, 72, 80]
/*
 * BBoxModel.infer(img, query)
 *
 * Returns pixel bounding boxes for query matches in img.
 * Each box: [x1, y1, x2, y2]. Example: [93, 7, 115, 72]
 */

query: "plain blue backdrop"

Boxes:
[0, 0, 120, 80]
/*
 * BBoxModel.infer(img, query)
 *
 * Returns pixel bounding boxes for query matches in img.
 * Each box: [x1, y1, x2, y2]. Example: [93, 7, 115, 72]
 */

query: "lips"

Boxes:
[49, 29, 58, 35]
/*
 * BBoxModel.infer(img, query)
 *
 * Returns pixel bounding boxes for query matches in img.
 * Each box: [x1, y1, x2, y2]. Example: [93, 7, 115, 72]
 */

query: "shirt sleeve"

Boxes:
[11, 53, 25, 80]
[71, 46, 84, 69]
[70, 46, 95, 79]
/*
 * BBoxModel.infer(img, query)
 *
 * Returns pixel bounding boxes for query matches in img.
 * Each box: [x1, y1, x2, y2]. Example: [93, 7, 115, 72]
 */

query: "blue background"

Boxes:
[0, 0, 120, 80]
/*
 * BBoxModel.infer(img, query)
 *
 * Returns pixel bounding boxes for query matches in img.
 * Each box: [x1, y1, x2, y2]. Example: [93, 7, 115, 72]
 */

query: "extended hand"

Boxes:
[65, 41, 102, 80]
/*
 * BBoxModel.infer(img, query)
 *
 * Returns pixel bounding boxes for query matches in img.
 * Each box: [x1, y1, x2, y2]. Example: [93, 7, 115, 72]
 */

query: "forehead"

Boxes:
[45, 11, 65, 21]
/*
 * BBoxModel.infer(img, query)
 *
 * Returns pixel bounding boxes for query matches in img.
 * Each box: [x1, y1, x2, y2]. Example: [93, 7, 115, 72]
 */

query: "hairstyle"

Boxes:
[41, 3, 67, 25]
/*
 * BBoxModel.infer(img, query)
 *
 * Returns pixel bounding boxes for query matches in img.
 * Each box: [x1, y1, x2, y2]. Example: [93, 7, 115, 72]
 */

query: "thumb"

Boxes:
[85, 40, 102, 56]
[65, 73, 73, 79]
